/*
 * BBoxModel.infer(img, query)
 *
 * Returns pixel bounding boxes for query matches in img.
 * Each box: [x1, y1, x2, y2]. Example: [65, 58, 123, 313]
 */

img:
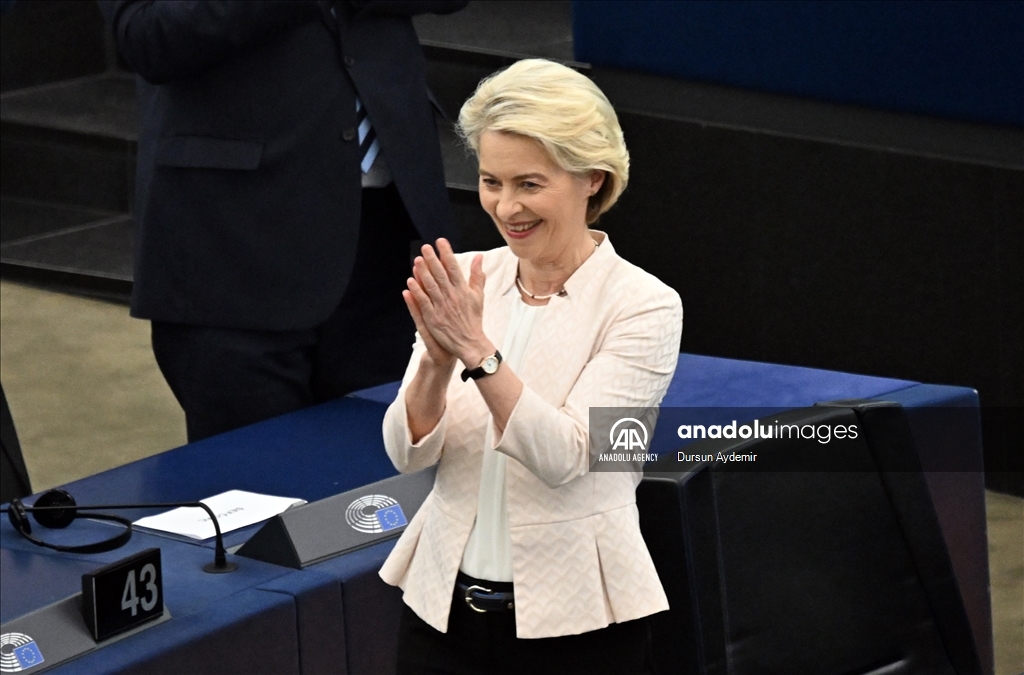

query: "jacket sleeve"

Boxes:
[98, 1, 322, 84]
[493, 285, 683, 488]
[382, 332, 448, 473]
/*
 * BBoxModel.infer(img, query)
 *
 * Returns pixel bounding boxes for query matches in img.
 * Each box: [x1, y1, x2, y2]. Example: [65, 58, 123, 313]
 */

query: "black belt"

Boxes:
[457, 576, 515, 613]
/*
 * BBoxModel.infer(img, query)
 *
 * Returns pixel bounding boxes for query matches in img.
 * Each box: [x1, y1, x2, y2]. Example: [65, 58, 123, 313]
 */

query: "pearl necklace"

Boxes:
[515, 239, 599, 301]
[516, 275, 567, 300]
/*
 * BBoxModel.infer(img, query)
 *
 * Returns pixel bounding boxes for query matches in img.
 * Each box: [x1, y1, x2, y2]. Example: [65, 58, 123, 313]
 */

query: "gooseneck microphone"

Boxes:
[3, 489, 239, 573]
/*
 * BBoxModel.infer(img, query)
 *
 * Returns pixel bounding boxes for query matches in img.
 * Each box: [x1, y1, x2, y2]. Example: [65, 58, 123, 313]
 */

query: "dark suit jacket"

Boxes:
[99, 0, 464, 330]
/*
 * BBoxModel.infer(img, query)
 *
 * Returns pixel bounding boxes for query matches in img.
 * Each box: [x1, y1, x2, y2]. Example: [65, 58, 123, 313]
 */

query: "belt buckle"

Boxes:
[463, 584, 490, 613]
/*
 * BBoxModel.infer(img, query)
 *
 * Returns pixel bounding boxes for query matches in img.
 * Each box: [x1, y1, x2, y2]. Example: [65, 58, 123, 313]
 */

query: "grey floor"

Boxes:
[1, 279, 1021, 674]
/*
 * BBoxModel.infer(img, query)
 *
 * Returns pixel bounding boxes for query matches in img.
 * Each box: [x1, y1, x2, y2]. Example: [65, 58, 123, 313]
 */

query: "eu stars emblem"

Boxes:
[374, 504, 407, 532]
[15, 643, 44, 670]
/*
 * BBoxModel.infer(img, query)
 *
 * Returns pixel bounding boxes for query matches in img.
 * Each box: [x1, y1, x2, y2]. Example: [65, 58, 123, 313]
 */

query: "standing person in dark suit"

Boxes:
[98, 1, 466, 441]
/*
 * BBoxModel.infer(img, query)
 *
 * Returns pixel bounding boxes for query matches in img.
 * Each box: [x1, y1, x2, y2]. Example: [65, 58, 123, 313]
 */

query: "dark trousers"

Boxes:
[152, 184, 419, 442]
[396, 574, 655, 675]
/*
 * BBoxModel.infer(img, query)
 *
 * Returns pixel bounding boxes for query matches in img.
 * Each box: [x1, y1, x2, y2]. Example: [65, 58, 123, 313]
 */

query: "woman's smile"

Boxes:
[504, 219, 541, 237]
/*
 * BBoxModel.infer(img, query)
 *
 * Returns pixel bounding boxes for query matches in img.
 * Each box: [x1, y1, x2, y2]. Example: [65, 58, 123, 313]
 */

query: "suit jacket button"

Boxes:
[344, 55, 355, 67]
[342, 128, 356, 141]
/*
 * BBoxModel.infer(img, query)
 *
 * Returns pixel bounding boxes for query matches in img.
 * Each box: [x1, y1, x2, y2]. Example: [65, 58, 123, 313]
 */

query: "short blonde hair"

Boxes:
[458, 59, 629, 224]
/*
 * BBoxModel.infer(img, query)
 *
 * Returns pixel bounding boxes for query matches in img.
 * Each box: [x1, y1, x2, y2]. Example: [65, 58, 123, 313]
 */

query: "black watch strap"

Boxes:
[461, 351, 503, 382]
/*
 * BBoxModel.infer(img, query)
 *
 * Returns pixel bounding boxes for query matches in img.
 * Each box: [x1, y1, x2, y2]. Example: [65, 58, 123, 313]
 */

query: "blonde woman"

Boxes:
[379, 59, 683, 674]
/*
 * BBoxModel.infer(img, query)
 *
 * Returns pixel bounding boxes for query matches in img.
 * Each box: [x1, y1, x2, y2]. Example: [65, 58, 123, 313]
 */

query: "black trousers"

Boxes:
[396, 574, 655, 675]
[152, 184, 419, 442]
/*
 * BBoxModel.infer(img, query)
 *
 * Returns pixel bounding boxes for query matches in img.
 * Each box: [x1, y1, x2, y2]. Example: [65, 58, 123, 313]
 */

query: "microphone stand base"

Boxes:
[203, 561, 239, 574]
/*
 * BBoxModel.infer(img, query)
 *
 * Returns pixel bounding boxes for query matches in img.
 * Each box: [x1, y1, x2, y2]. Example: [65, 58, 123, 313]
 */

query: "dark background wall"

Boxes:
[574, 1, 1023, 496]
[600, 100, 1021, 494]
[0, 0, 108, 93]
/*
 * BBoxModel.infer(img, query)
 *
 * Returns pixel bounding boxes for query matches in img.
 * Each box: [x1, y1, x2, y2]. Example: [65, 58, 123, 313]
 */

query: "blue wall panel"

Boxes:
[573, 0, 1024, 126]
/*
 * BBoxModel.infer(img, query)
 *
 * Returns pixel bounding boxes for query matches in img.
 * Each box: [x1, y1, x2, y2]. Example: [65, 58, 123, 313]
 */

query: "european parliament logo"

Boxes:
[0, 633, 44, 673]
[344, 495, 407, 534]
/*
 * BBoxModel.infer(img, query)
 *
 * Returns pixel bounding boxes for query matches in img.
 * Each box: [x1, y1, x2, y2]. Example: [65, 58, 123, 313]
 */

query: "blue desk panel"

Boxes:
[55, 396, 400, 550]
[59, 396, 397, 509]
[881, 383, 991, 673]
[260, 541, 404, 675]
[2, 354, 988, 674]
[57, 589, 300, 675]
[256, 567, 347, 675]
[1, 517, 298, 674]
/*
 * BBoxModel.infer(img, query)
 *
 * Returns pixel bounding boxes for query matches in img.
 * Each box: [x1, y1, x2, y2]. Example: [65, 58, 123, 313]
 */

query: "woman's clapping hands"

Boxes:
[402, 238, 487, 369]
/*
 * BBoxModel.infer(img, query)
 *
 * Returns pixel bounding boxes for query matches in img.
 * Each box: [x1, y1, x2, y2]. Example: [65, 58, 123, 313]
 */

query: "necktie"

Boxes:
[355, 98, 380, 174]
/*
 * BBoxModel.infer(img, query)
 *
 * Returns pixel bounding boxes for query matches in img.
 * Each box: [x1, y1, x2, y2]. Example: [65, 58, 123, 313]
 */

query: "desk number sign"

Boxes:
[82, 548, 164, 641]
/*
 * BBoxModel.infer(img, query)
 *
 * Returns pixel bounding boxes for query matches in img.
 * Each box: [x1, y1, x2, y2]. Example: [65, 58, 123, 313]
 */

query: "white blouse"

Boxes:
[460, 296, 545, 581]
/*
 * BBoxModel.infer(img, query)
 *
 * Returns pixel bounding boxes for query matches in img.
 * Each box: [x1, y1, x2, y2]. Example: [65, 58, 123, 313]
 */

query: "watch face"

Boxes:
[482, 355, 500, 374]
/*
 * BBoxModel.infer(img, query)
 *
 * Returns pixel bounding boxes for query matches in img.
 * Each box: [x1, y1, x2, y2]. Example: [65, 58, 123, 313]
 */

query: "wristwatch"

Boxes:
[461, 351, 503, 382]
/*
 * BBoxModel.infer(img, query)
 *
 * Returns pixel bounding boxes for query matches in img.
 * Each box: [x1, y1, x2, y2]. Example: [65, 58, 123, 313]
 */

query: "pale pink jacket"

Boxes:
[378, 234, 682, 639]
